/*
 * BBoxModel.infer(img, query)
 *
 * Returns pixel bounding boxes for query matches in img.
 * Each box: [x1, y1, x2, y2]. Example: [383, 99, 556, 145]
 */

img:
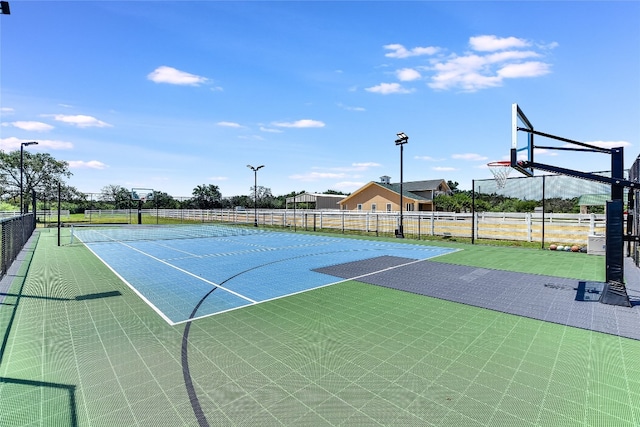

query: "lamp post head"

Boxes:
[22, 141, 38, 147]
[395, 132, 408, 145]
[247, 164, 265, 171]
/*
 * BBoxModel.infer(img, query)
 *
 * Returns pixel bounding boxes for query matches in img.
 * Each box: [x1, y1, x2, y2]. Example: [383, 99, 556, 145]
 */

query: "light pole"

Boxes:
[20, 141, 38, 215]
[394, 132, 408, 238]
[247, 164, 264, 227]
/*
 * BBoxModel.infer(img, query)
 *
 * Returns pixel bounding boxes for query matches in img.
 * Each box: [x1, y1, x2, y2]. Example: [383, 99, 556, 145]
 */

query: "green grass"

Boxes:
[0, 228, 636, 426]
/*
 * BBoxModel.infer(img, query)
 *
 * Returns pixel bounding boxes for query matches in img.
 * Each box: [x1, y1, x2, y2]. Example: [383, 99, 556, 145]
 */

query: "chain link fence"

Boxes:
[472, 172, 621, 248]
[32, 173, 637, 251]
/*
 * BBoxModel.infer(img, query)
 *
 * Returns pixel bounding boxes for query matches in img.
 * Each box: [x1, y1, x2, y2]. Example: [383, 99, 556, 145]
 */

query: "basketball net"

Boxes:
[487, 161, 512, 189]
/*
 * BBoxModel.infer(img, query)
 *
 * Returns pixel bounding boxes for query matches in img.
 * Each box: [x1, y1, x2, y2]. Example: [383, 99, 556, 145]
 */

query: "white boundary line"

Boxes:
[119, 241, 257, 304]
[81, 243, 177, 325]
[173, 249, 461, 325]
[82, 234, 460, 326]
[81, 239, 259, 326]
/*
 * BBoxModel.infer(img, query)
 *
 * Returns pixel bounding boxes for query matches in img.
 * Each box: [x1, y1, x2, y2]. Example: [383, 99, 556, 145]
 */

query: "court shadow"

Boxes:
[575, 281, 604, 302]
[75, 290, 122, 301]
[1, 290, 121, 302]
[0, 377, 78, 427]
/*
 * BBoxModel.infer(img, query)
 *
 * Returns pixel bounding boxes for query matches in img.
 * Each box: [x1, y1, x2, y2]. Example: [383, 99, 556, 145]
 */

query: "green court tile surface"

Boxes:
[1, 229, 638, 426]
[433, 243, 606, 281]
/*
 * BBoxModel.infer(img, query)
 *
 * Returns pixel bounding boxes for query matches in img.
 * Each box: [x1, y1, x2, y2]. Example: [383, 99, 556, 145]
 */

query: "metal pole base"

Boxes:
[599, 280, 632, 307]
[395, 226, 405, 238]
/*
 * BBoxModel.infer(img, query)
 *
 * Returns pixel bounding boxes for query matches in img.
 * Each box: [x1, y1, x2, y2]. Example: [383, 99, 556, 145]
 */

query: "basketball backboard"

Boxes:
[131, 188, 154, 202]
[511, 103, 534, 177]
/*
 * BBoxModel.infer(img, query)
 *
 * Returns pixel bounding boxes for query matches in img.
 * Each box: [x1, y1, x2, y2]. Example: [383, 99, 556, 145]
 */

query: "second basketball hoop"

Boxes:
[487, 161, 513, 189]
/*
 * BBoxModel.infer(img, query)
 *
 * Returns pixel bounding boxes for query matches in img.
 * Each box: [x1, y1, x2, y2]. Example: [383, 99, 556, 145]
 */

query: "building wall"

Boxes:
[315, 196, 344, 210]
[341, 184, 422, 211]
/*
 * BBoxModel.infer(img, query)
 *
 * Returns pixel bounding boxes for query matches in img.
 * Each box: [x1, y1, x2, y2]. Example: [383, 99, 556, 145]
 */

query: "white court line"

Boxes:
[173, 249, 461, 325]
[83, 234, 460, 325]
[81, 239, 259, 326]
[80, 242, 176, 325]
[118, 241, 257, 304]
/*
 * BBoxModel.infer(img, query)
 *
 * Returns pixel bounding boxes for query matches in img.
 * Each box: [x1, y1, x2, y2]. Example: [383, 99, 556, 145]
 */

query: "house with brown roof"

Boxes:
[338, 176, 452, 212]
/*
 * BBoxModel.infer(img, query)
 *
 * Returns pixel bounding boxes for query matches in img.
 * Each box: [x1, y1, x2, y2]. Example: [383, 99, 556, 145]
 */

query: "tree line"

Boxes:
[0, 150, 595, 214]
[435, 181, 594, 214]
[0, 150, 346, 213]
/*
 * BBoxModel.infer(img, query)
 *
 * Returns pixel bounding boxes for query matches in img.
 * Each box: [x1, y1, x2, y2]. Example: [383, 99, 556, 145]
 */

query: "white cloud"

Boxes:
[498, 61, 551, 78]
[469, 35, 530, 52]
[0, 137, 73, 151]
[365, 82, 414, 95]
[208, 176, 229, 181]
[334, 181, 365, 190]
[415, 155, 444, 161]
[272, 119, 325, 128]
[382, 35, 557, 92]
[384, 43, 439, 58]
[337, 103, 366, 112]
[428, 48, 551, 92]
[395, 68, 421, 81]
[351, 162, 381, 169]
[216, 121, 243, 128]
[3, 121, 54, 132]
[433, 166, 458, 171]
[50, 114, 111, 128]
[452, 153, 489, 161]
[1, 107, 14, 113]
[147, 66, 209, 86]
[259, 126, 283, 133]
[67, 160, 108, 169]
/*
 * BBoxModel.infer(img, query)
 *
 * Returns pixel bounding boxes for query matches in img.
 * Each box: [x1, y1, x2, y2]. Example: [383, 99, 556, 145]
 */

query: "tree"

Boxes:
[152, 191, 180, 209]
[447, 180, 460, 193]
[100, 184, 131, 209]
[191, 184, 222, 209]
[0, 150, 72, 212]
[250, 185, 275, 208]
[229, 195, 252, 208]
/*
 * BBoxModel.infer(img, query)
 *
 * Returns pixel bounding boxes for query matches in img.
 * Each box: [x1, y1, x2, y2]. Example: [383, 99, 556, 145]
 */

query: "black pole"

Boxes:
[471, 180, 475, 244]
[254, 169, 258, 227]
[541, 175, 546, 250]
[399, 143, 404, 238]
[57, 182, 61, 247]
[20, 145, 23, 215]
[395, 133, 408, 238]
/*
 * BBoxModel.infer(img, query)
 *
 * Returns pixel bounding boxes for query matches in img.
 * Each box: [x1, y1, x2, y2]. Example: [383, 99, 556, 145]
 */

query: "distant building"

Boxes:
[339, 178, 452, 212]
[285, 193, 347, 210]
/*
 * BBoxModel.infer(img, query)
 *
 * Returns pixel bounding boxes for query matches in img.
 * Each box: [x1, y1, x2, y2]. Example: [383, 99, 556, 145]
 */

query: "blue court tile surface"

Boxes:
[84, 232, 456, 323]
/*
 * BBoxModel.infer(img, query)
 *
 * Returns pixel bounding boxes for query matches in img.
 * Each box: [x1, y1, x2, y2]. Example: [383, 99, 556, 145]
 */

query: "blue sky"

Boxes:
[1, 1, 638, 198]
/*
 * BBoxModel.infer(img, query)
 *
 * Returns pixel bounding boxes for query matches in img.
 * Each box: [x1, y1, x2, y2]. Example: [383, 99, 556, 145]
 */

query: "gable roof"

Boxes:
[402, 179, 450, 192]
[339, 179, 449, 205]
[375, 182, 431, 201]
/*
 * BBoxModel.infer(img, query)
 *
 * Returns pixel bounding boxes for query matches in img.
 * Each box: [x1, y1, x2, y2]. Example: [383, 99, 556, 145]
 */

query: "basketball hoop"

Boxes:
[487, 161, 513, 189]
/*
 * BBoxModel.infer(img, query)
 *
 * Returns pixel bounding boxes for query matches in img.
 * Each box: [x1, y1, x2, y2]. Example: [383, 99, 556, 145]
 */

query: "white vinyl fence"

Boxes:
[84, 209, 610, 246]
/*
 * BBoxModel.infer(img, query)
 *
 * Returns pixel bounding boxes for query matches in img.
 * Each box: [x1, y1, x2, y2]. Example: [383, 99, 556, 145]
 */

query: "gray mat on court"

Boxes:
[315, 256, 640, 341]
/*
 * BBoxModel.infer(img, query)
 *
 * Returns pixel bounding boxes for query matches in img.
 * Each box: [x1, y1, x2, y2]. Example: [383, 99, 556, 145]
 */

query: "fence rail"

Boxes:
[83, 209, 609, 246]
